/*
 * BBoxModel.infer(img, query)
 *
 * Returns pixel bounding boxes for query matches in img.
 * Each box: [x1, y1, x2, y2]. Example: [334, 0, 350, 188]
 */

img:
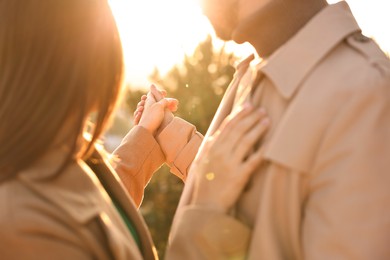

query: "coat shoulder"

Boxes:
[343, 32, 390, 82]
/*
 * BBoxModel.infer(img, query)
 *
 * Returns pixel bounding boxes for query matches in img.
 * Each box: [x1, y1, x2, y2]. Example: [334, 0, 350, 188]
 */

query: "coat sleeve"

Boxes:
[156, 117, 203, 182]
[111, 126, 165, 207]
[1, 235, 92, 260]
[303, 72, 390, 259]
[165, 206, 251, 260]
[1, 219, 94, 260]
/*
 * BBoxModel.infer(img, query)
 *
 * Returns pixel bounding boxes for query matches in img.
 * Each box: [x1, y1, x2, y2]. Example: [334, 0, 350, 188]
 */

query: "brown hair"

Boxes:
[0, 1, 124, 180]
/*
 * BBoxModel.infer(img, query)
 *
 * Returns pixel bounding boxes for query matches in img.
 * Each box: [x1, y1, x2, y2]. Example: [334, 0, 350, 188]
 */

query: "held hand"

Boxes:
[133, 95, 147, 125]
[138, 92, 173, 135]
[191, 105, 270, 213]
[150, 84, 178, 135]
[133, 84, 178, 128]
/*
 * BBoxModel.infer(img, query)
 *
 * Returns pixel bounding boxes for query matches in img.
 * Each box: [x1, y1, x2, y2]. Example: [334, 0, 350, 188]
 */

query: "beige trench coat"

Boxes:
[0, 120, 202, 260]
[167, 2, 390, 259]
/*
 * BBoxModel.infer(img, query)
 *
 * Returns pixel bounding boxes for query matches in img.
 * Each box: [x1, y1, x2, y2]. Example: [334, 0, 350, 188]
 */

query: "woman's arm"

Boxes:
[111, 86, 202, 206]
[111, 90, 174, 207]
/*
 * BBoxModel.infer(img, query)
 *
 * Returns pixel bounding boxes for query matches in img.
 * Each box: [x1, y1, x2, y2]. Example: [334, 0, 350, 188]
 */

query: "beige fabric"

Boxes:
[168, 2, 390, 259]
[0, 122, 202, 260]
[113, 118, 202, 207]
[0, 147, 146, 260]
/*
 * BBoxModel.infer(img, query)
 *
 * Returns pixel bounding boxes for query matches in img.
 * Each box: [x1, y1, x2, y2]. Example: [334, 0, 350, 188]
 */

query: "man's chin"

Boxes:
[214, 28, 233, 41]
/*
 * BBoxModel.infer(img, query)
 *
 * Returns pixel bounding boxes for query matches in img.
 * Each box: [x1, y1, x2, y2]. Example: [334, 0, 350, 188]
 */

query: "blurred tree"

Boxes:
[126, 35, 237, 259]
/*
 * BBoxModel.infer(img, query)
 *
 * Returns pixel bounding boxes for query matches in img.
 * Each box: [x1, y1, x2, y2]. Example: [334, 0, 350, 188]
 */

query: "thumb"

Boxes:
[150, 84, 165, 101]
[166, 98, 178, 112]
[145, 91, 157, 107]
[157, 98, 169, 109]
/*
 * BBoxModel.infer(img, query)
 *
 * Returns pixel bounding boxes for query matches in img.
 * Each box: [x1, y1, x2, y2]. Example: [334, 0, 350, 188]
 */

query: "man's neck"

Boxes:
[232, 0, 328, 58]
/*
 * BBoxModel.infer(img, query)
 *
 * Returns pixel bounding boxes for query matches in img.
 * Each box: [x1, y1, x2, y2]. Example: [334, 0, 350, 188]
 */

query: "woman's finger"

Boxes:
[225, 108, 267, 150]
[217, 107, 266, 147]
[137, 100, 145, 108]
[134, 96, 147, 117]
[133, 112, 141, 125]
[234, 117, 270, 161]
[157, 98, 168, 107]
[241, 145, 266, 178]
[145, 91, 157, 107]
[150, 84, 165, 101]
[203, 109, 262, 163]
[166, 98, 178, 112]
[215, 104, 254, 141]
[133, 108, 143, 117]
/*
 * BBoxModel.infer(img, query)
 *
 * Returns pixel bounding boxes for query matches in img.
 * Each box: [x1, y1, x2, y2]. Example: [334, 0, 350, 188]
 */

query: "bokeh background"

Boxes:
[104, 0, 390, 258]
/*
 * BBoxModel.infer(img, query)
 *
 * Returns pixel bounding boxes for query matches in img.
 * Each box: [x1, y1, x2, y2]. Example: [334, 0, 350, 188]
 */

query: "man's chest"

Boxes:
[231, 75, 291, 226]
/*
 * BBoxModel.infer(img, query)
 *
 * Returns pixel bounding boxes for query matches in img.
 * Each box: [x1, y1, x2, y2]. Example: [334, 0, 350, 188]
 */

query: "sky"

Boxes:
[109, 0, 390, 88]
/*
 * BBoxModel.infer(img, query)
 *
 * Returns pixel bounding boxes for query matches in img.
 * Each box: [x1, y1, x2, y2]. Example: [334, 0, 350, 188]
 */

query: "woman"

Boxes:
[0, 1, 269, 259]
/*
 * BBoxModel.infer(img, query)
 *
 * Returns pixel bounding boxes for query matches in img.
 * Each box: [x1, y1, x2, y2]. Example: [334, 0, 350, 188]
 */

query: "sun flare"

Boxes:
[109, 0, 389, 88]
[109, 0, 217, 88]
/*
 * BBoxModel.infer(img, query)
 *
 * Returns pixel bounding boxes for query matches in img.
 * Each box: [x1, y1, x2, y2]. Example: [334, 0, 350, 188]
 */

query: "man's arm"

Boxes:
[156, 117, 203, 182]
[303, 76, 390, 259]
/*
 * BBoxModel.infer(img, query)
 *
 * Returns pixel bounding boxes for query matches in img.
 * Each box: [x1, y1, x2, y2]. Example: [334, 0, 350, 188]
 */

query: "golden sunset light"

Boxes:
[109, 0, 212, 88]
[109, 0, 390, 88]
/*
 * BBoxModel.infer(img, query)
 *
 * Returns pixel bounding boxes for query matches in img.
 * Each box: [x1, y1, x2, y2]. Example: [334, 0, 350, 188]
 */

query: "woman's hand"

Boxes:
[137, 85, 178, 135]
[149, 84, 178, 135]
[191, 104, 270, 213]
[134, 84, 178, 133]
[133, 94, 147, 125]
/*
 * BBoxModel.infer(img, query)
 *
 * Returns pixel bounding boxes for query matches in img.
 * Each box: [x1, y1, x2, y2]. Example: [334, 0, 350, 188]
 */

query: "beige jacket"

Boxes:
[0, 118, 202, 260]
[167, 2, 390, 259]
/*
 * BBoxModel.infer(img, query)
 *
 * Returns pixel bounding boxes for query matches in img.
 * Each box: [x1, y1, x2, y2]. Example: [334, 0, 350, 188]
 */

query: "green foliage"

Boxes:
[126, 35, 237, 258]
[149, 35, 236, 134]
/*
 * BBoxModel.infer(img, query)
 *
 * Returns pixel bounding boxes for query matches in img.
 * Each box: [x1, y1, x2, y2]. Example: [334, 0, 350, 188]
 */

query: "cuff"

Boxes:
[113, 125, 165, 174]
[156, 117, 202, 181]
[111, 126, 165, 206]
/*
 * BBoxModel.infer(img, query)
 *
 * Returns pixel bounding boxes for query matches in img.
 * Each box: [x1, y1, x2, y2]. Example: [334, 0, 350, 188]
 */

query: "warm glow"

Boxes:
[328, 0, 390, 54]
[109, 0, 214, 88]
[109, 0, 389, 88]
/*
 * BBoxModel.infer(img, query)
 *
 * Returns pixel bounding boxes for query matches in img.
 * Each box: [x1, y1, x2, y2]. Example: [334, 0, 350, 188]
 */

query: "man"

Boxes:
[166, 0, 390, 259]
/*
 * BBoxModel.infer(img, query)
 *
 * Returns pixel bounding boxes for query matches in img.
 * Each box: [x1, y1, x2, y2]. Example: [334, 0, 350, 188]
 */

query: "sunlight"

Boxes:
[328, 0, 390, 53]
[109, 0, 389, 88]
[109, 0, 215, 88]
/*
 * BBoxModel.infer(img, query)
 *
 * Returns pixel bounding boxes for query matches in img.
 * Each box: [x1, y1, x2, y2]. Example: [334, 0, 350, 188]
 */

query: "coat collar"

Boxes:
[87, 148, 158, 260]
[17, 146, 106, 223]
[17, 146, 157, 259]
[256, 1, 361, 99]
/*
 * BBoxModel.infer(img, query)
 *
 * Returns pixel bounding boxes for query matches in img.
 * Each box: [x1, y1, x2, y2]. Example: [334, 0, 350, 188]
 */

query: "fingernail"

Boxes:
[261, 118, 270, 125]
[243, 102, 253, 110]
[258, 107, 266, 115]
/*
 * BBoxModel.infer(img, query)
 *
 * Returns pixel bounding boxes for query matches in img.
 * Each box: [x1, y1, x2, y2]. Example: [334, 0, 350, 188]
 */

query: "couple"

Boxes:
[1, 0, 389, 259]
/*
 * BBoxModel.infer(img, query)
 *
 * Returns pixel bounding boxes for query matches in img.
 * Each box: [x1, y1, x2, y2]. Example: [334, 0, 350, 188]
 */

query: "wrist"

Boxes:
[155, 111, 174, 136]
[138, 122, 157, 136]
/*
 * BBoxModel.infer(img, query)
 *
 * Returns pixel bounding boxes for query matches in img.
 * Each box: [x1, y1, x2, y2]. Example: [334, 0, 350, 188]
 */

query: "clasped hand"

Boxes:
[134, 84, 178, 136]
[134, 85, 270, 214]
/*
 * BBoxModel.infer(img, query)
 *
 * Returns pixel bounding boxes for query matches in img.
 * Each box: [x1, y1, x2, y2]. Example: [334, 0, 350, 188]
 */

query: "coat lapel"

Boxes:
[87, 148, 158, 260]
[176, 54, 255, 210]
[18, 147, 153, 260]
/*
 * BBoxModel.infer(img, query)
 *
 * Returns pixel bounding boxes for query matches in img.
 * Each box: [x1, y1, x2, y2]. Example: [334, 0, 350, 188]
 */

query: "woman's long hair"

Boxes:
[0, 0, 124, 181]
